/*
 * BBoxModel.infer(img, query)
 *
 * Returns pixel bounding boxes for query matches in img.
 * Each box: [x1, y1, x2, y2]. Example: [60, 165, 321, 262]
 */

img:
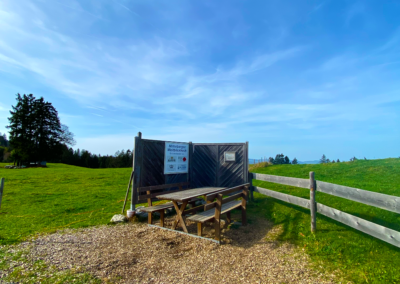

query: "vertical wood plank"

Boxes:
[214, 193, 222, 243]
[244, 142, 249, 184]
[197, 223, 203, 236]
[242, 186, 248, 226]
[148, 212, 153, 225]
[216, 145, 220, 187]
[248, 172, 254, 202]
[146, 190, 152, 206]
[310, 171, 316, 233]
[226, 211, 231, 224]
[132, 132, 142, 210]
[0, 178, 4, 210]
[160, 210, 165, 227]
[188, 141, 193, 186]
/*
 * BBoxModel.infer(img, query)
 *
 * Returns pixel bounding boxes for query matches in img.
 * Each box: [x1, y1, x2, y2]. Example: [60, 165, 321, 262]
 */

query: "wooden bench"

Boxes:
[138, 182, 200, 226]
[187, 183, 249, 243]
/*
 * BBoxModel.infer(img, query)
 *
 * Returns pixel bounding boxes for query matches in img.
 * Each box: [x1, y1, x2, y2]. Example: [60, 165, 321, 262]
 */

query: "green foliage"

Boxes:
[6, 94, 75, 165]
[269, 153, 291, 165]
[251, 158, 400, 283]
[291, 157, 298, 165]
[57, 147, 133, 168]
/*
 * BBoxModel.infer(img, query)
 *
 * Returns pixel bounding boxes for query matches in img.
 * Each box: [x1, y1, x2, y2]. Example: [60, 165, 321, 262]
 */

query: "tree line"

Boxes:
[268, 154, 298, 165]
[4, 94, 133, 168]
[56, 146, 133, 168]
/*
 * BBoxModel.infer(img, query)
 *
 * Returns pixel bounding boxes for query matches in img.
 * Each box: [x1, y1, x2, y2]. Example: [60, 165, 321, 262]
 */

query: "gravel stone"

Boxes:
[1, 216, 340, 283]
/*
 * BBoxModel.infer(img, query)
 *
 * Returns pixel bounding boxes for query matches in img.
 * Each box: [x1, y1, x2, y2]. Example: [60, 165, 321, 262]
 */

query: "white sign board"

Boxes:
[164, 142, 189, 174]
[224, 151, 236, 162]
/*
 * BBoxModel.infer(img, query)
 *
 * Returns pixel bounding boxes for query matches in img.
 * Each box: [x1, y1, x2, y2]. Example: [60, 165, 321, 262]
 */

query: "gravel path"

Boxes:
[2, 216, 338, 283]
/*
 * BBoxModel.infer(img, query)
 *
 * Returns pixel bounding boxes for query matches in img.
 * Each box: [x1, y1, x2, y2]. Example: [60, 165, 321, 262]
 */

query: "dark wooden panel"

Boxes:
[141, 140, 165, 187]
[218, 145, 245, 187]
[192, 145, 218, 188]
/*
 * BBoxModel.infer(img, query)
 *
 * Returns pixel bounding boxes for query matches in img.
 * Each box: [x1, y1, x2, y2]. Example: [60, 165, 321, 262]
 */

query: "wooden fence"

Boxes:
[250, 172, 400, 248]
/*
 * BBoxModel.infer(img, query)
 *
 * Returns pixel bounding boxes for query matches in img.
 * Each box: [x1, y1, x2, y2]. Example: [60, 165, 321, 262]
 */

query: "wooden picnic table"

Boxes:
[157, 187, 226, 233]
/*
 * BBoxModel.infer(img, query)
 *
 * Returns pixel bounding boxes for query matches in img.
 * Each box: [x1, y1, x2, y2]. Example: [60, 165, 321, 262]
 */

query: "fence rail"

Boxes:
[254, 186, 310, 209]
[251, 172, 400, 248]
[252, 173, 309, 189]
[316, 180, 400, 214]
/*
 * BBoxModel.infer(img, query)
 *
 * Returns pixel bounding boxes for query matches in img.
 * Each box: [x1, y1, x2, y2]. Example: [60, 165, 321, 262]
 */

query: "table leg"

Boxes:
[172, 200, 189, 233]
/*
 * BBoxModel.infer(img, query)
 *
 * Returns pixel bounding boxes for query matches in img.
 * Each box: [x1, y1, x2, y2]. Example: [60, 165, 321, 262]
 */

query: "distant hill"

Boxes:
[297, 160, 320, 164]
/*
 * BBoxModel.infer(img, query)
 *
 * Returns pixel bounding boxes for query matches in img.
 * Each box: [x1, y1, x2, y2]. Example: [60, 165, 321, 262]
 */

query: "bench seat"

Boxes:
[141, 197, 201, 213]
[187, 200, 241, 223]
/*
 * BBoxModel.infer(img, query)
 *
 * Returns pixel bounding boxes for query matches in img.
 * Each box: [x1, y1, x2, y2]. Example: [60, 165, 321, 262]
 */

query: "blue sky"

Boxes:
[0, 0, 399, 161]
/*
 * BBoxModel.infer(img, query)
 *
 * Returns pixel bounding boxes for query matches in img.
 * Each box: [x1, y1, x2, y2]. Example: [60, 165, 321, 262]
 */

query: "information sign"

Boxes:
[224, 151, 236, 162]
[164, 142, 189, 174]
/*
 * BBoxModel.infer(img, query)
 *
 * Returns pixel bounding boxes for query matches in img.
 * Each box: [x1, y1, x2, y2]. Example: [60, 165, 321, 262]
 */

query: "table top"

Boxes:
[156, 187, 226, 202]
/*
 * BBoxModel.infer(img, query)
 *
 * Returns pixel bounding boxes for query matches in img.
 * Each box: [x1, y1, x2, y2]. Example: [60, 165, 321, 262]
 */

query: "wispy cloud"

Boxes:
[0, 0, 399, 160]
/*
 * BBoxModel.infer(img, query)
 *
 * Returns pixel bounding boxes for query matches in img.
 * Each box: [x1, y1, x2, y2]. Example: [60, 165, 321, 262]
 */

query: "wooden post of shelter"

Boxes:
[0, 178, 4, 210]
[310, 171, 317, 233]
[131, 132, 142, 211]
[248, 172, 254, 201]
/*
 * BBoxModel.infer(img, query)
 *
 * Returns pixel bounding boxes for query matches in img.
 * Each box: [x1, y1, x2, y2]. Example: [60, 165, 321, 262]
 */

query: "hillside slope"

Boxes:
[250, 158, 400, 283]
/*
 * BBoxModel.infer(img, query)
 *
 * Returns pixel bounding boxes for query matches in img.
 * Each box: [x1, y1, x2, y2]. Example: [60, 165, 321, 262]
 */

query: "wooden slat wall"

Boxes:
[254, 186, 311, 209]
[317, 203, 400, 248]
[316, 181, 400, 214]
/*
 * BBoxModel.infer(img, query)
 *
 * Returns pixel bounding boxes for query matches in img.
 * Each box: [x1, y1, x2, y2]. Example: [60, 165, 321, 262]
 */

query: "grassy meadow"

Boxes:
[1, 159, 400, 283]
[250, 158, 400, 283]
[0, 163, 131, 245]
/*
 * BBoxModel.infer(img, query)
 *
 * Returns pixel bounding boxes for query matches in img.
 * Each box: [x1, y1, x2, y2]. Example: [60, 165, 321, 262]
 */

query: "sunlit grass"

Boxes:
[250, 158, 400, 283]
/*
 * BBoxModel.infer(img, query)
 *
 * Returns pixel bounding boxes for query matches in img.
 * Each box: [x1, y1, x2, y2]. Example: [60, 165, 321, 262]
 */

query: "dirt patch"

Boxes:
[2, 215, 338, 283]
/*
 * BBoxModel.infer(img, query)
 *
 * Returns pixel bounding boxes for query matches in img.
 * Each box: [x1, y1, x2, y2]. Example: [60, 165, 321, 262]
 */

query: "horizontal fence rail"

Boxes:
[251, 173, 309, 189]
[316, 180, 400, 214]
[317, 203, 400, 248]
[251, 172, 400, 248]
[254, 186, 310, 209]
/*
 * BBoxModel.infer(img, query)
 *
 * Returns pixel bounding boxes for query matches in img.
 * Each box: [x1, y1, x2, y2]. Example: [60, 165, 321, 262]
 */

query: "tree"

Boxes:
[320, 154, 327, 164]
[0, 132, 9, 147]
[337, 159, 340, 163]
[284, 156, 290, 164]
[7, 93, 75, 165]
[326, 158, 331, 163]
[332, 159, 335, 163]
[268, 157, 274, 164]
[292, 157, 298, 164]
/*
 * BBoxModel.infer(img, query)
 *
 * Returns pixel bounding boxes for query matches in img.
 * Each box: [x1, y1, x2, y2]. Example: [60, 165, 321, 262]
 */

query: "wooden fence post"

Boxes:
[310, 172, 316, 233]
[132, 132, 142, 211]
[248, 172, 254, 201]
[0, 178, 4, 210]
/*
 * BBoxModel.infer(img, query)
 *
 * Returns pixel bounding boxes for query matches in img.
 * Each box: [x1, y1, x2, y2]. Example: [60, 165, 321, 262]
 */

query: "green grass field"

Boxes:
[0, 163, 131, 245]
[1, 159, 400, 283]
[250, 158, 400, 283]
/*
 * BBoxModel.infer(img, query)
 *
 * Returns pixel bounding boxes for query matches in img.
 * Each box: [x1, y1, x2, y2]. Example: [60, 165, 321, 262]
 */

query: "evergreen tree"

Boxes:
[320, 154, 327, 164]
[332, 159, 335, 163]
[292, 157, 298, 164]
[326, 158, 331, 163]
[6, 94, 36, 165]
[284, 156, 290, 164]
[337, 159, 340, 163]
[7, 94, 74, 165]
